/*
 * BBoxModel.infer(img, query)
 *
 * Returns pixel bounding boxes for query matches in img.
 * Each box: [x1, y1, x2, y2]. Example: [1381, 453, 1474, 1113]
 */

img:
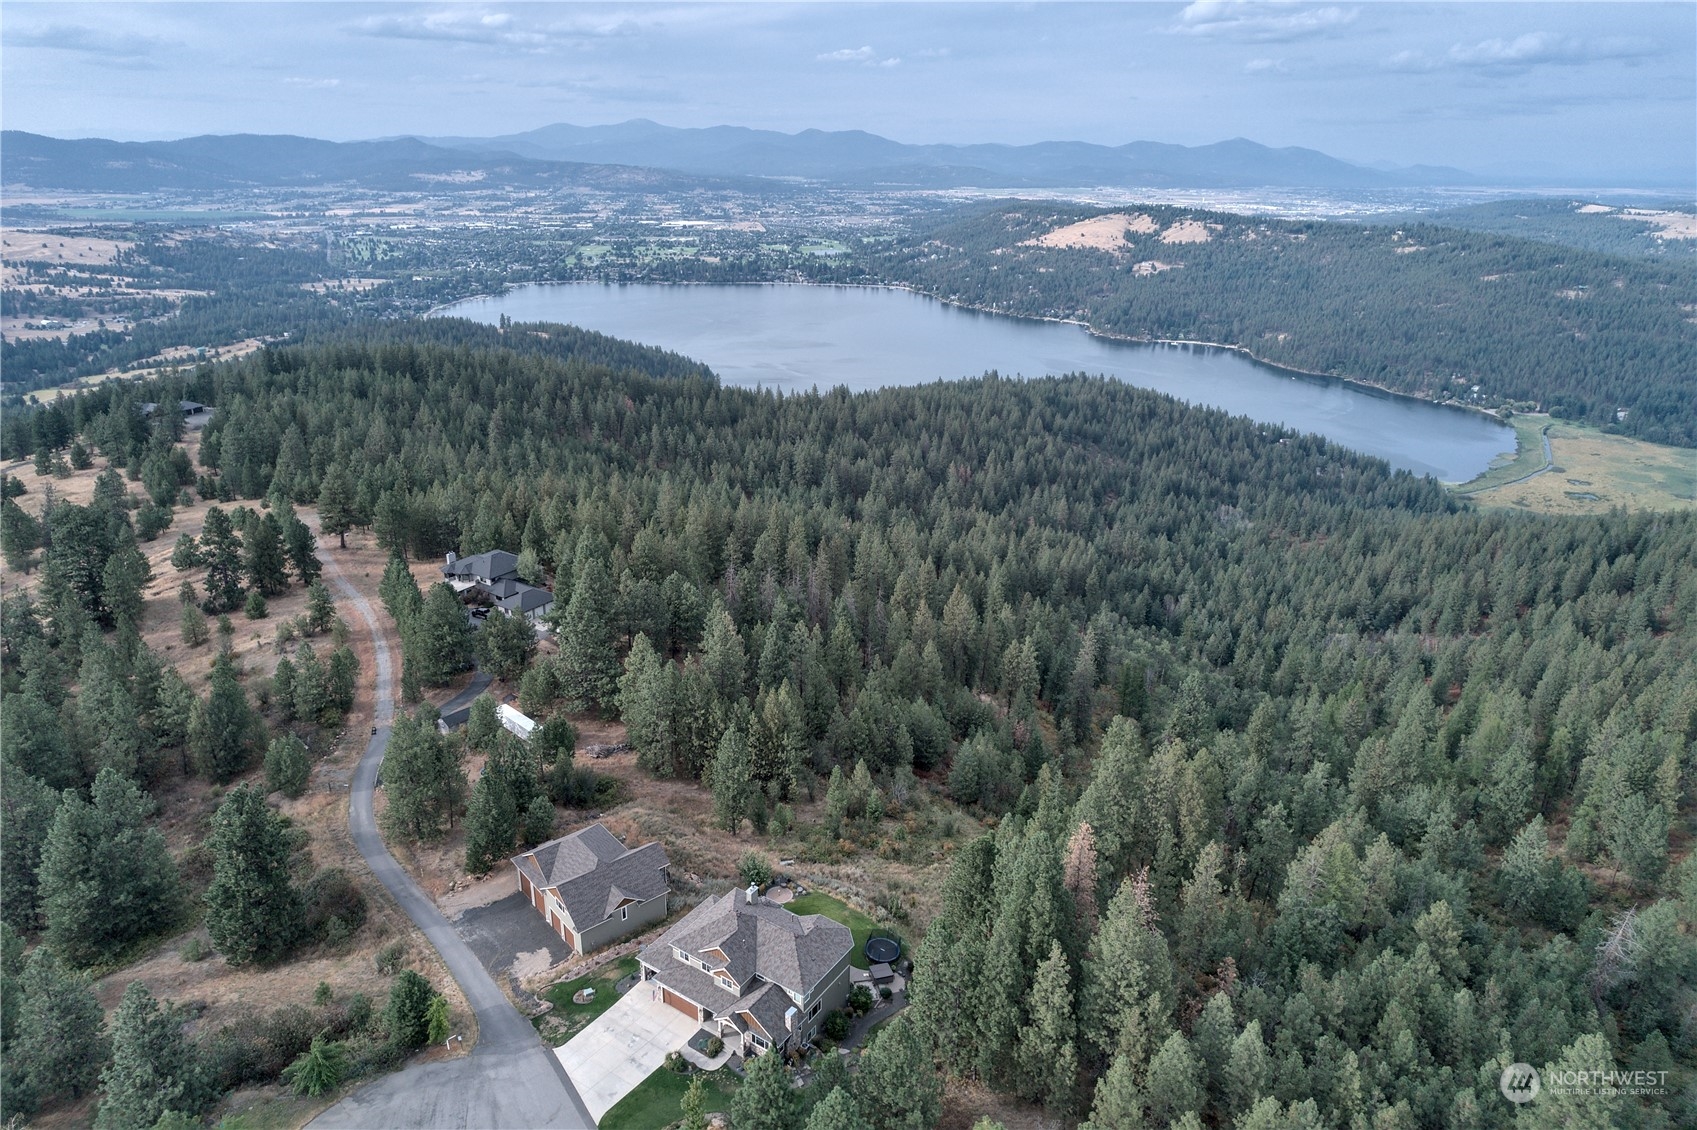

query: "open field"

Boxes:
[1461, 420, 1696, 514]
[2, 227, 134, 263]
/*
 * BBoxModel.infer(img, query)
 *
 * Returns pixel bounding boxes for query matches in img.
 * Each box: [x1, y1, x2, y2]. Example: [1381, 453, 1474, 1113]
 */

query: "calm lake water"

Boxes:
[438, 282, 1513, 481]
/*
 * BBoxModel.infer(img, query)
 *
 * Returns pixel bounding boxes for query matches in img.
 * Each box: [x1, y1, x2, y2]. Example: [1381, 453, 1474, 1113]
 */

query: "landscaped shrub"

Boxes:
[847, 986, 874, 1015]
[737, 851, 774, 889]
[822, 1010, 852, 1041]
[706, 1035, 724, 1057]
[384, 970, 434, 1050]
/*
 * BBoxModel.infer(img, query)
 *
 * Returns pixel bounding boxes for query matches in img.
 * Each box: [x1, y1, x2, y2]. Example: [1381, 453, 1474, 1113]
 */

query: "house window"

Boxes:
[718, 976, 734, 991]
[808, 1002, 820, 1018]
[620, 907, 628, 921]
[751, 1033, 768, 1049]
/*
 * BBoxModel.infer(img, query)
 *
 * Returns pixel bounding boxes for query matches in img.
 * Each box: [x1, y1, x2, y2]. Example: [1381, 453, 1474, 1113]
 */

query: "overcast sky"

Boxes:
[3, 2, 1692, 184]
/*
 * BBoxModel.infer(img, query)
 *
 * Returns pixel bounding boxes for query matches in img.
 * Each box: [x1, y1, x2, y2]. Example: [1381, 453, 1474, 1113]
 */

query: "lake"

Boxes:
[437, 282, 1514, 482]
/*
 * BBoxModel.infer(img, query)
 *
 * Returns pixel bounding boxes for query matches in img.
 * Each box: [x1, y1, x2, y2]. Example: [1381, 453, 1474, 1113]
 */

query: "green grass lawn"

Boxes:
[535, 956, 640, 1042]
[599, 1066, 741, 1130]
[784, 893, 891, 970]
[1450, 413, 1548, 493]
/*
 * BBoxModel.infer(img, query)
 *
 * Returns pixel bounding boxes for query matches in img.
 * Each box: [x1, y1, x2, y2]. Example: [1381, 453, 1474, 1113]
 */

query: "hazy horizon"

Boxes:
[3, 2, 1693, 186]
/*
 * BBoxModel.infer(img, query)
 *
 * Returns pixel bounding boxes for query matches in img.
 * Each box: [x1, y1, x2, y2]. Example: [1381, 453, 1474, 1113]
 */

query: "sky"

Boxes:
[3, 2, 1692, 185]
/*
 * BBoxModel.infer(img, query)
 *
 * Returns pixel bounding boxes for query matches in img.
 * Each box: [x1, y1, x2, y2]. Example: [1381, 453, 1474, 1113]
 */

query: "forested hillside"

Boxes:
[5, 320, 1693, 1128]
[872, 203, 1697, 446]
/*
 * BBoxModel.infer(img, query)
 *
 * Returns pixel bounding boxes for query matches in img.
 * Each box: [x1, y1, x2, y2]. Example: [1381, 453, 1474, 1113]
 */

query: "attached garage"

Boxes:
[660, 989, 698, 1020]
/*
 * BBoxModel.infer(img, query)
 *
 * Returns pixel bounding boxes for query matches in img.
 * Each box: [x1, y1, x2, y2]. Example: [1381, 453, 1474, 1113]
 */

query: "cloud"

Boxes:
[283, 77, 342, 90]
[8, 24, 164, 62]
[1385, 32, 1662, 74]
[353, 8, 550, 50]
[1173, 1, 1356, 42]
[817, 45, 901, 67]
[1244, 57, 1288, 74]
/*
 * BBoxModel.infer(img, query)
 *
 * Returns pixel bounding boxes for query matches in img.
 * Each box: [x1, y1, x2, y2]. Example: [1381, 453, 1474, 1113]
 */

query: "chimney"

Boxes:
[745, 882, 759, 903]
[446, 551, 458, 565]
[784, 1006, 797, 1033]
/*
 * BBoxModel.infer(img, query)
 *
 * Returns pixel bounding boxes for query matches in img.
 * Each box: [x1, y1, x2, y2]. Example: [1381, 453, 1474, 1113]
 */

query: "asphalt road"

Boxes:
[310, 553, 595, 1130]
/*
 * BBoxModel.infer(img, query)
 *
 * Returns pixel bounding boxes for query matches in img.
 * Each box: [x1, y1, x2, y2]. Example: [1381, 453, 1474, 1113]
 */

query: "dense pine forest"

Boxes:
[3, 318, 1693, 1128]
[871, 203, 1697, 446]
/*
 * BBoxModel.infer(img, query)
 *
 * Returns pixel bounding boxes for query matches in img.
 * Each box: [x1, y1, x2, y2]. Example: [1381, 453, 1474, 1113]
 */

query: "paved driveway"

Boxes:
[556, 986, 700, 1121]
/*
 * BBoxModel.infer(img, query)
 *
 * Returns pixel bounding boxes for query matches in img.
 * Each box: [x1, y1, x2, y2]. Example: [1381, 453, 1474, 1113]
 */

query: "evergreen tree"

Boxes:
[1082, 1052, 1146, 1130]
[180, 600, 210, 646]
[805, 1087, 873, 1130]
[280, 504, 322, 585]
[265, 732, 311, 798]
[77, 641, 145, 780]
[40, 768, 181, 966]
[557, 552, 620, 714]
[199, 506, 245, 613]
[305, 578, 336, 634]
[379, 553, 423, 627]
[379, 710, 465, 842]
[464, 771, 517, 875]
[282, 1036, 349, 1097]
[191, 652, 261, 781]
[2, 689, 78, 789]
[477, 604, 537, 682]
[0, 761, 60, 931]
[169, 532, 203, 572]
[1016, 942, 1080, 1115]
[0, 497, 42, 571]
[426, 995, 451, 1045]
[411, 583, 473, 686]
[728, 1049, 801, 1130]
[97, 982, 202, 1130]
[149, 667, 197, 757]
[1226, 1019, 1271, 1121]
[855, 1015, 942, 1130]
[709, 724, 753, 834]
[680, 1075, 709, 1130]
[619, 632, 666, 753]
[243, 512, 289, 596]
[100, 544, 152, 633]
[244, 588, 269, 619]
[1145, 1031, 1205, 1127]
[317, 464, 355, 549]
[204, 784, 306, 965]
[523, 794, 555, 845]
[293, 643, 328, 724]
[11, 946, 109, 1106]
[385, 969, 435, 1051]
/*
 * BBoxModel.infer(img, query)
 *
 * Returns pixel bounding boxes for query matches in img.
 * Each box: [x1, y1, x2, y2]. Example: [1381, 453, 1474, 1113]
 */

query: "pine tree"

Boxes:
[282, 1035, 349, 1097]
[385, 969, 435, 1051]
[199, 506, 245, 613]
[728, 1049, 801, 1130]
[100, 544, 152, 633]
[180, 600, 210, 646]
[0, 497, 42, 571]
[380, 710, 465, 842]
[680, 1075, 709, 1130]
[1145, 1031, 1204, 1127]
[326, 645, 359, 716]
[293, 642, 328, 724]
[265, 732, 312, 797]
[412, 583, 474, 686]
[379, 553, 423, 627]
[523, 794, 555, 845]
[1226, 1019, 1271, 1120]
[192, 652, 261, 781]
[477, 604, 537, 682]
[805, 1087, 873, 1130]
[77, 641, 144, 780]
[0, 760, 61, 931]
[305, 579, 336, 634]
[1016, 942, 1081, 1114]
[2, 689, 78, 790]
[149, 667, 196, 756]
[464, 771, 517, 875]
[280, 504, 322, 585]
[204, 784, 306, 965]
[557, 552, 620, 713]
[41, 768, 181, 967]
[97, 982, 202, 1130]
[619, 632, 666, 753]
[855, 1015, 942, 1130]
[1081, 1052, 1146, 1130]
[426, 995, 451, 1044]
[1063, 820, 1101, 935]
[709, 724, 753, 834]
[11, 946, 109, 1105]
[317, 465, 355, 549]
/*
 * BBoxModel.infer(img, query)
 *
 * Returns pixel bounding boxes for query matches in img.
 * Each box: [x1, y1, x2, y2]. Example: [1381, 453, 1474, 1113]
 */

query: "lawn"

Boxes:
[599, 1066, 741, 1130]
[535, 956, 640, 1043]
[784, 893, 891, 971]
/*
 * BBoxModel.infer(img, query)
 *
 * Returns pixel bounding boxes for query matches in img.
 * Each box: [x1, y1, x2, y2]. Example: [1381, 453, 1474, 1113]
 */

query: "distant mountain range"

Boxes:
[0, 131, 727, 193]
[3, 123, 1484, 195]
[420, 119, 1478, 189]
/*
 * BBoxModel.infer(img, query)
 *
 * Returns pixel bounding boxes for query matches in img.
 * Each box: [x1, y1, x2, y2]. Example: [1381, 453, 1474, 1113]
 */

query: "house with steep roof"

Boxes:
[442, 550, 554, 627]
[638, 886, 853, 1057]
[511, 824, 671, 956]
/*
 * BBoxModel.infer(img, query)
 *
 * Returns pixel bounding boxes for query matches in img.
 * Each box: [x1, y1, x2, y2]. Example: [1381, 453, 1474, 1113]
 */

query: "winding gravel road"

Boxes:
[310, 551, 595, 1129]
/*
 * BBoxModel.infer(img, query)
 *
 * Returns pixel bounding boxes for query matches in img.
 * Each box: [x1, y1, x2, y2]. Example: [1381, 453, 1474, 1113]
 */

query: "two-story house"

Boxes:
[511, 824, 671, 957]
[638, 886, 853, 1057]
[442, 550, 554, 626]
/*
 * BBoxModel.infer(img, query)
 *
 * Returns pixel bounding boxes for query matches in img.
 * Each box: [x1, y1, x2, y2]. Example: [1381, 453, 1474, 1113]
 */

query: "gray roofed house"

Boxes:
[441, 550, 554, 627]
[511, 824, 670, 956]
[637, 886, 854, 1057]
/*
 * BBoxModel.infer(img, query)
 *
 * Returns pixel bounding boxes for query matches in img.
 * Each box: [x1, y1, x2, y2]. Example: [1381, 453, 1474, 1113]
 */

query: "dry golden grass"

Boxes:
[1022, 212, 1156, 252]
[1160, 219, 1216, 244]
[1467, 423, 1696, 515]
[1, 227, 133, 264]
[940, 1078, 1064, 1130]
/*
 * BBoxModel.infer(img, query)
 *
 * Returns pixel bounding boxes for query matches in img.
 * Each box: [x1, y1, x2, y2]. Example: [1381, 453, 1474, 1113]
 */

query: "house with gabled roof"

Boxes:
[511, 824, 671, 956]
[442, 550, 554, 627]
[638, 886, 853, 1057]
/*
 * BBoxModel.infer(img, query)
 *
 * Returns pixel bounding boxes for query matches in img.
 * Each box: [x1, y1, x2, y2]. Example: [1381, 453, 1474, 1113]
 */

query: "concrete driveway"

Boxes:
[556, 985, 700, 1121]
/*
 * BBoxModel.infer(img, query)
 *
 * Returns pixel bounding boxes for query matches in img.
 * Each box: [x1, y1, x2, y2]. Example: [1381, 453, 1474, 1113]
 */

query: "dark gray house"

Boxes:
[442, 550, 554, 626]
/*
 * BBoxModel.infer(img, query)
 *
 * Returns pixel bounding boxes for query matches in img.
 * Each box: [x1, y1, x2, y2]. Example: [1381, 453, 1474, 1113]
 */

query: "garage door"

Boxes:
[661, 989, 697, 1019]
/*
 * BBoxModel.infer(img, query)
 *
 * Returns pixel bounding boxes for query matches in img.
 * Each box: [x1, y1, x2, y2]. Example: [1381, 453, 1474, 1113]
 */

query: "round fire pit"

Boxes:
[864, 936, 901, 965]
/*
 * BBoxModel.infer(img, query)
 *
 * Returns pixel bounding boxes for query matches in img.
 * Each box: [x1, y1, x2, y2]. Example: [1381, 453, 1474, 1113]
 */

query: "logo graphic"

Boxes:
[1500, 1063, 1541, 1104]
